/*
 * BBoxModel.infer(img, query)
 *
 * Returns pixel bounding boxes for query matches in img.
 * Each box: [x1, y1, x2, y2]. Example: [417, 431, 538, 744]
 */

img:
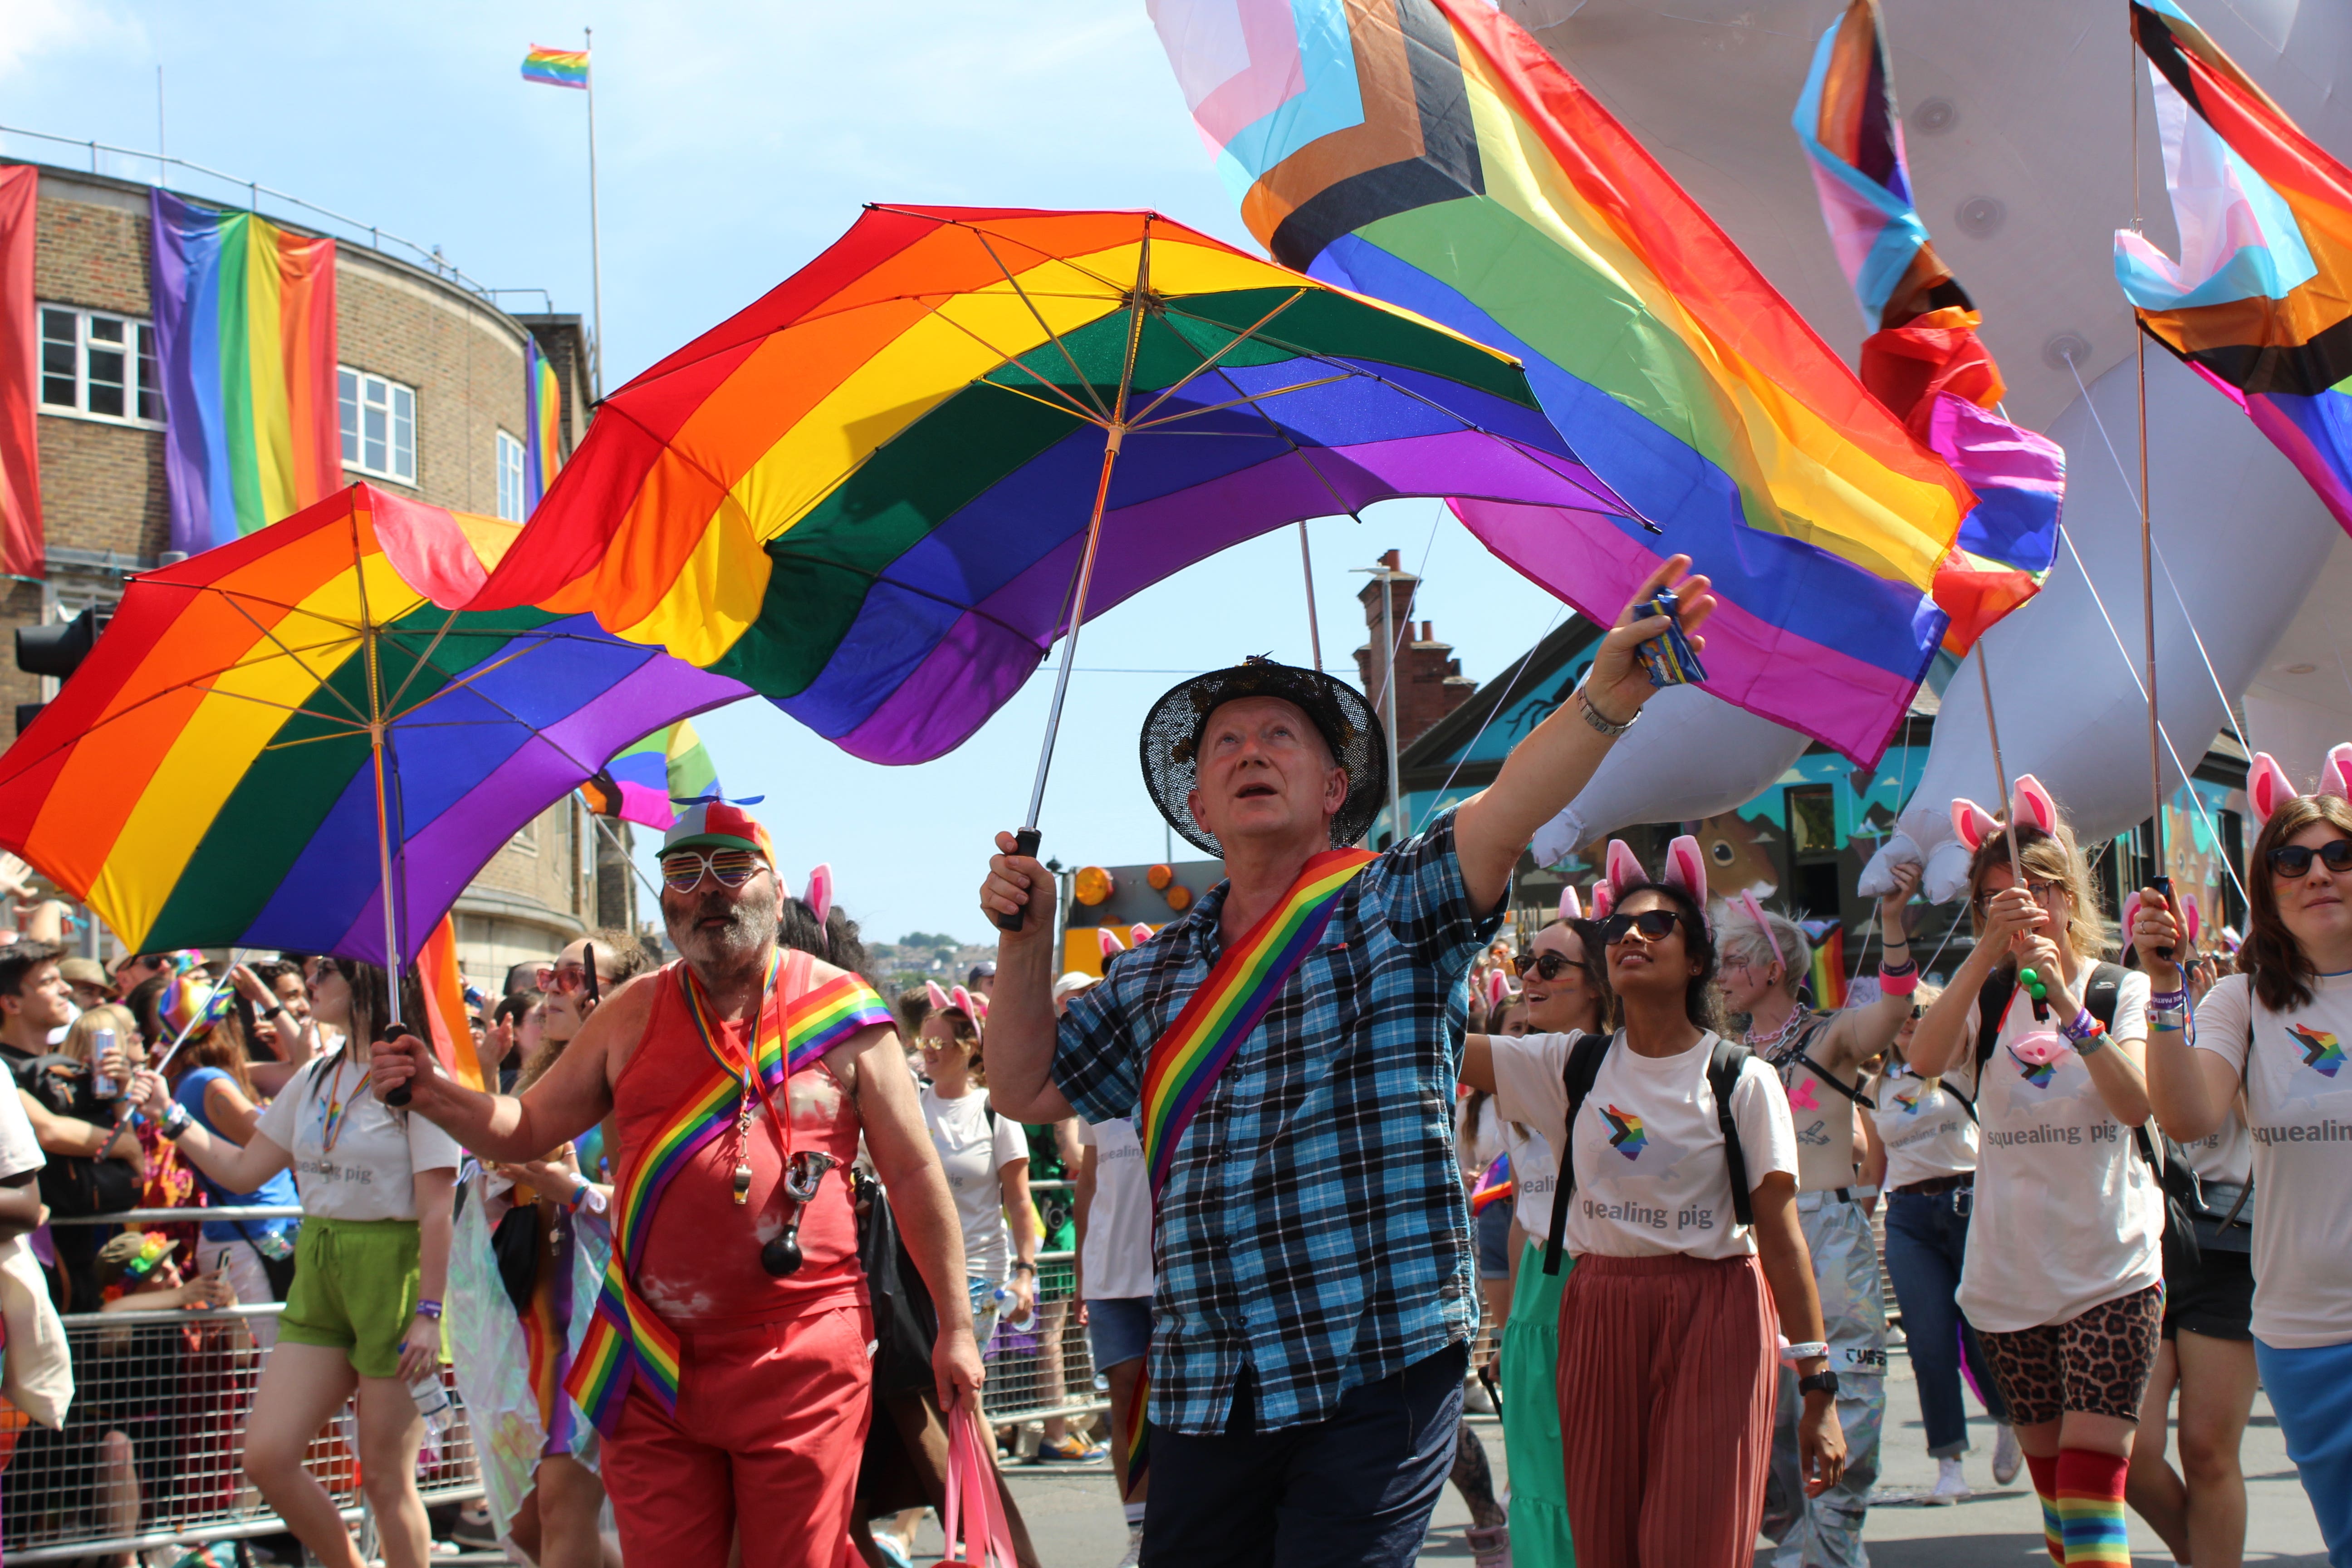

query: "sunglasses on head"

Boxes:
[1599, 909, 1682, 946]
[1515, 951, 1577, 981]
[2267, 839, 2352, 878]
[660, 847, 764, 893]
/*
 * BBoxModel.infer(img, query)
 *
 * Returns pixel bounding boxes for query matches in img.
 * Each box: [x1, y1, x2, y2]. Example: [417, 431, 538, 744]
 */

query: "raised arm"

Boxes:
[976, 842, 1078, 1123]
[1460, 1034, 1498, 1094]
[1908, 889, 2044, 1078]
[839, 1025, 983, 1412]
[1452, 557, 1716, 911]
[368, 976, 647, 1160]
[127, 1069, 290, 1193]
[1822, 865, 1924, 1072]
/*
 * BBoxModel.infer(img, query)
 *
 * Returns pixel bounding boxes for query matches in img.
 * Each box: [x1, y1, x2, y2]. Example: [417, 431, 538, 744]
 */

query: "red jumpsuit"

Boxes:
[598, 963, 873, 1567]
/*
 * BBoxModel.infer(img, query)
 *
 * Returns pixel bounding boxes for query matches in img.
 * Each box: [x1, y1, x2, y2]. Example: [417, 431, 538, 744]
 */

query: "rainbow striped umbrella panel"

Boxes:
[469, 206, 1639, 764]
[0, 483, 749, 964]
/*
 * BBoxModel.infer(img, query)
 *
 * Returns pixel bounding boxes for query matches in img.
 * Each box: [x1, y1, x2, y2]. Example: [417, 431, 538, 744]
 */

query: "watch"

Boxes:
[1797, 1369, 1840, 1398]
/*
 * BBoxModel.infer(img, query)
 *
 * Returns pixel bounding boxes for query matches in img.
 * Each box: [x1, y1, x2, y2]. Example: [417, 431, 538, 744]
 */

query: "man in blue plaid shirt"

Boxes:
[981, 560, 1716, 1567]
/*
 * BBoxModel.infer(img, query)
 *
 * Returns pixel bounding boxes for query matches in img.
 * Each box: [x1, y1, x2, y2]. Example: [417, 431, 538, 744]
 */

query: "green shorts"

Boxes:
[279, 1216, 422, 1379]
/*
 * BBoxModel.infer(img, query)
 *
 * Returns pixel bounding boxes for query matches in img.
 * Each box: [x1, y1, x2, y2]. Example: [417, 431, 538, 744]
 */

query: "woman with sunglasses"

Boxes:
[1857, 985, 2020, 1501]
[128, 957, 458, 1568]
[1909, 793, 2159, 1568]
[1465, 856, 1841, 1564]
[2129, 764, 2352, 1566]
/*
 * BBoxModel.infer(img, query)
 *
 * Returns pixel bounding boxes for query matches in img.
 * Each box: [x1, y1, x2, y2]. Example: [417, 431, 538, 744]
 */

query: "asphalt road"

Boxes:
[913, 1336, 2331, 1566]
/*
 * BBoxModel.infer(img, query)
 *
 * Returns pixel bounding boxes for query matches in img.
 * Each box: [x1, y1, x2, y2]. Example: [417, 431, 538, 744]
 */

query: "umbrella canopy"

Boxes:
[0, 483, 748, 964]
[467, 205, 1637, 764]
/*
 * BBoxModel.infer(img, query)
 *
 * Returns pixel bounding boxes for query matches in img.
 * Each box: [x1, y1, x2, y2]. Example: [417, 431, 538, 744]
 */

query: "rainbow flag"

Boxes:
[522, 46, 588, 89]
[416, 914, 484, 1093]
[1793, 0, 2062, 656]
[1809, 923, 1849, 1011]
[580, 719, 719, 830]
[1470, 1152, 1514, 1216]
[149, 191, 340, 556]
[1152, 0, 1974, 764]
[524, 339, 563, 512]
[2117, 0, 2352, 537]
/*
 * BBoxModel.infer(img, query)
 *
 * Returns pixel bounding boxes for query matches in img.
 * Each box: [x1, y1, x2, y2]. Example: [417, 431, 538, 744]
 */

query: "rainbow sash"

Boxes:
[564, 951, 894, 1434]
[1127, 847, 1377, 1489]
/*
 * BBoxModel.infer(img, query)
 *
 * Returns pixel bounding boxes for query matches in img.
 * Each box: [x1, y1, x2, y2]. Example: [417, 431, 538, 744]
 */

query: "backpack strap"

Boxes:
[1778, 1020, 1877, 1110]
[1956, 965, 2021, 1125]
[1707, 1039, 1757, 1230]
[2082, 961, 2127, 1032]
[1543, 1031, 1613, 1277]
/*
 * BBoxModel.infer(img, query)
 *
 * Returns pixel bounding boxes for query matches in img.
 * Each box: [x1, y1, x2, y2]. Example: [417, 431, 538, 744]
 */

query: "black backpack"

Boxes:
[1543, 1031, 1755, 1276]
[1960, 961, 2247, 1262]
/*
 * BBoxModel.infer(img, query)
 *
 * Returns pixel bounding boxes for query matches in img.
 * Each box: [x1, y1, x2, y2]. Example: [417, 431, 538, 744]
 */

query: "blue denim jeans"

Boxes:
[1884, 1187, 2009, 1455]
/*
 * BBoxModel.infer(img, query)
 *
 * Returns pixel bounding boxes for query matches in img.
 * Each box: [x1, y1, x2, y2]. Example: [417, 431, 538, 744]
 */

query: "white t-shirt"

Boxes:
[1766, 1019, 1864, 1194]
[253, 1051, 461, 1222]
[2191, 971, 2352, 1348]
[1457, 1095, 1507, 1184]
[1866, 1068, 1978, 1191]
[920, 1084, 1027, 1279]
[1078, 1118, 1153, 1301]
[1502, 1117, 1561, 1242]
[2176, 1114, 2253, 1187]
[0, 1082, 43, 1184]
[1490, 1029, 1797, 1259]
[1955, 966, 2161, 1333]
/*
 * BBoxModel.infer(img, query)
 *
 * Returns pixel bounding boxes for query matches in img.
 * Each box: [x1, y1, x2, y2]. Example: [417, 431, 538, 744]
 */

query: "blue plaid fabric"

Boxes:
[1054, 811, 1502, 1435]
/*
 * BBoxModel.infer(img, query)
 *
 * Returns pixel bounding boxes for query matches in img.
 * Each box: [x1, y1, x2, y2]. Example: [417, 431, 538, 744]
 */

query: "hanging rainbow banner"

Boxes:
[2117, 0, 2352, 537]
[150, 191, 341, 557]
[525, 338, 563, 511]
[1150, 0, 1975, 764]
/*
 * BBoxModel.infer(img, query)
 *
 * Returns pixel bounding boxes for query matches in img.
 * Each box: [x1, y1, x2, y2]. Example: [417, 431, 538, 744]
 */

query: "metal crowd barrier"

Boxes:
[8, 1208, 480, 1563]
[976, 1180, 1111, 1432]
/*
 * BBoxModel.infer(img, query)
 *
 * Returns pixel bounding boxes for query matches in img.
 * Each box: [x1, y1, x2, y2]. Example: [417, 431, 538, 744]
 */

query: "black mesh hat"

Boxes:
[1140, 657, 1388, 858]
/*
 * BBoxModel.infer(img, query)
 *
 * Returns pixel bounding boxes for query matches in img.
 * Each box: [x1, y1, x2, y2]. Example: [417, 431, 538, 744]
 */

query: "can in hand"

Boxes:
[92, 1027, 120, 1099]
[1637, 588, 1708, 688]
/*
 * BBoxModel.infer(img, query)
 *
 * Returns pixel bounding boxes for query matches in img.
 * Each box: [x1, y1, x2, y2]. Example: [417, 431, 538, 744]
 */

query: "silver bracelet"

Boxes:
[1574, 684, 1637, 737]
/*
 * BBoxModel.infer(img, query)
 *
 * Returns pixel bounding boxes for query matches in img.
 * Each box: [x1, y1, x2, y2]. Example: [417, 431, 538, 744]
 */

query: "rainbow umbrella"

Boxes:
[467, 206, 1639, 887]
[0, 483, 747, 973]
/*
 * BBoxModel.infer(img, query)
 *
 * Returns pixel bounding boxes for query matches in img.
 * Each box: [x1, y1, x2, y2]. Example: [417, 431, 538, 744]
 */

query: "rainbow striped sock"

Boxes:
[2055, 1448, 2131, 1567]
[2023, 1451, 2063, 1565]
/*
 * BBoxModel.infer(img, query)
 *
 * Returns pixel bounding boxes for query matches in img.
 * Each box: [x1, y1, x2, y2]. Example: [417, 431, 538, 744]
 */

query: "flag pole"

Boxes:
[1976, 644, 2026, 888]
[584, 26, 605, 400]
[1297, 521, 1323, 672]
[2129, 15, 2169, 920]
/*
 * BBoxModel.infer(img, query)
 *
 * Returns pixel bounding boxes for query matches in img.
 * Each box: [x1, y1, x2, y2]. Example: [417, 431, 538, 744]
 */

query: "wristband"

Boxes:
[2149, 1008, 2188, 1033]
[1012, 1261, 1037, 1276]
[2060, 1008, 2102, 1043]
[1780, 1339, 1828, 1362]
[1879, 969, 1919, 996]
[414, 1299, 443, 1320]
[1574, 684, 1637, 737]
[2147, 988, 2189, 1012]
[158, 1102, 193, 1141]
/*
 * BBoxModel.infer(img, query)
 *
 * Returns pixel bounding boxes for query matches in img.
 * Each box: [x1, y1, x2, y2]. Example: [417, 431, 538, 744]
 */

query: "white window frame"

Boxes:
[495, 430, 525, 522]
[338, 366, 417, 485]
[38, 304, 164, 428]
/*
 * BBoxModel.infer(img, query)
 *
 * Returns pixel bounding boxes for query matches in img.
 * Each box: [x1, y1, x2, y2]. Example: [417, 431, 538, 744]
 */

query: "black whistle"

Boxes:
[2151, 875, 2176, 962]
[991, 828, 1044, 933]
[378, 1023, 413, 1107]
[759, 1152, 838, 1279]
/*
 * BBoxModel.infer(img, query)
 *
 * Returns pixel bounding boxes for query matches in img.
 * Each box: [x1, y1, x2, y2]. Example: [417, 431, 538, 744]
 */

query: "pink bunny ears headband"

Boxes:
[1596, 833, 1709, 916]
[1950, 773, 2058, 854]
[2247, 744, 2352, 824]
[777, 864, 834, 926]
[1097, 924, 1158, 960]
[922, 980, 986, 1019]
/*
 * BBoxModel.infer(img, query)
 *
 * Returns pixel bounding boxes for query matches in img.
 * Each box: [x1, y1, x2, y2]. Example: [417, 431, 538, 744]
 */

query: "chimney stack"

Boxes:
[1353, 550, 1477, 750]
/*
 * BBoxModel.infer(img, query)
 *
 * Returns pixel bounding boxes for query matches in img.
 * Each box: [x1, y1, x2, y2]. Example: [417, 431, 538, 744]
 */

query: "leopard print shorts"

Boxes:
[1978, 1282, 2164, 1427]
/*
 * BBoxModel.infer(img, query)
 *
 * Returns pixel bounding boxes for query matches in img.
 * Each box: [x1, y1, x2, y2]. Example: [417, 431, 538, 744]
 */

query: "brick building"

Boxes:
[9, 159, 613, 984]
[1352, 547, 1477, 750]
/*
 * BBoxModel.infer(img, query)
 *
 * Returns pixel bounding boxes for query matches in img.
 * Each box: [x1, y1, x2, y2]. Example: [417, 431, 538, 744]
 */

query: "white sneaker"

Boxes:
[1993, 1422, 2023, 1485]
[1115, 1522, 1144, 1568]
[1463, 1374, 1496, 1415]
[1927, 1454, 1972, 1505]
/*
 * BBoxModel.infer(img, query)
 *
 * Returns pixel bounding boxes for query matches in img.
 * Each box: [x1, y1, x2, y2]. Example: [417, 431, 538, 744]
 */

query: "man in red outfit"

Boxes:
[374, 801, 981, 1565]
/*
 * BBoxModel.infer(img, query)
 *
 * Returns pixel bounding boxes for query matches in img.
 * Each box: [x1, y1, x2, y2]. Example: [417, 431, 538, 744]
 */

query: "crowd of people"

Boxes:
[0, 558, 2341, 1568]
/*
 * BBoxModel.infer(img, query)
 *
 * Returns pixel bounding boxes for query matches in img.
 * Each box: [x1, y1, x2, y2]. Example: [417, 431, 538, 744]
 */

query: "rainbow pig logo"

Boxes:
[2016, 1056, 2057, 1089]
[2291, 1024, 2345, 1079]
[1602, 1105, 1647, 1160]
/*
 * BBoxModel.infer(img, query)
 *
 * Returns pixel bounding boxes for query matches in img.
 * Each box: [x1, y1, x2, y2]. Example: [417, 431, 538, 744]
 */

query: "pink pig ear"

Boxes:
[1130, 923, 1155, 948]
[951, 985, 975, 1015]
[1662, 834, 1708, 907]
[1558, 885, 1583, 921]
[925, 980, 951, 1012]
[1604, 839, 1645, 897]
[2182, 897, 2200, 944]
[2010, 774, 2058, 834]
[1588, 880, 1614, 920]
[2247, 752, 2298, 825]
[1098, 927, 1124, 958]
[2121, 890, 2143, 934]
[804, 864, 833, 927]
[971, 993, 990, 1017]
[1485, 970, 1508, 1011]
[2322, 743, 2352, 801]
[1950, 798, 1999, 852]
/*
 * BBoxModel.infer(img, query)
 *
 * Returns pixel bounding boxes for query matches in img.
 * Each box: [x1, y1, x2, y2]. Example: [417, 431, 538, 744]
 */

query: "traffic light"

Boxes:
[15, 604, 112, 734]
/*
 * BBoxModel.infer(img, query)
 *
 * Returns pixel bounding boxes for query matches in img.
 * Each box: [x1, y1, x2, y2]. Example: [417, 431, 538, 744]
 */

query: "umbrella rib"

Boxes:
[379, 606, 465, 717]
[906, 299, 1107, 425]
[216, 593, 376, 728]
[967, 231, 1113, 422]
[1126, 288, 1311, 426]
[1198, 362, 1378, 528]
[1127, 376, 1353, 430]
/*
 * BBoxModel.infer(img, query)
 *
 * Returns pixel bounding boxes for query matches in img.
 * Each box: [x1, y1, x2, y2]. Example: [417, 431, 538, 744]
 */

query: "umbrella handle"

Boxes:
[990, 829, 1043, 934]
[377, 1022, 415, 1107]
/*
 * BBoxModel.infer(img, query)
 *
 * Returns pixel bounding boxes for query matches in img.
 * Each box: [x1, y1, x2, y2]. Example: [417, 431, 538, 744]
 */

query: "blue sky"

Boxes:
[0, 0, 1571, 946]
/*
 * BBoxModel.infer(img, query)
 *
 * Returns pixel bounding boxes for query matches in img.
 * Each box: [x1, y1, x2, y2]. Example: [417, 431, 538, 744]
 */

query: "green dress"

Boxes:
[1502, 1238, 1576, 1567]
[1023, 1123, 1077, 1301]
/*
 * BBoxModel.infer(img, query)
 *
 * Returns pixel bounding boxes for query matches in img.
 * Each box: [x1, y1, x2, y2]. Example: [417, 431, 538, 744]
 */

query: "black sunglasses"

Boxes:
[1599, 909, 1682, 946]
[2268, 839, 2352, 878]
[1515, 951, 1576, 981]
